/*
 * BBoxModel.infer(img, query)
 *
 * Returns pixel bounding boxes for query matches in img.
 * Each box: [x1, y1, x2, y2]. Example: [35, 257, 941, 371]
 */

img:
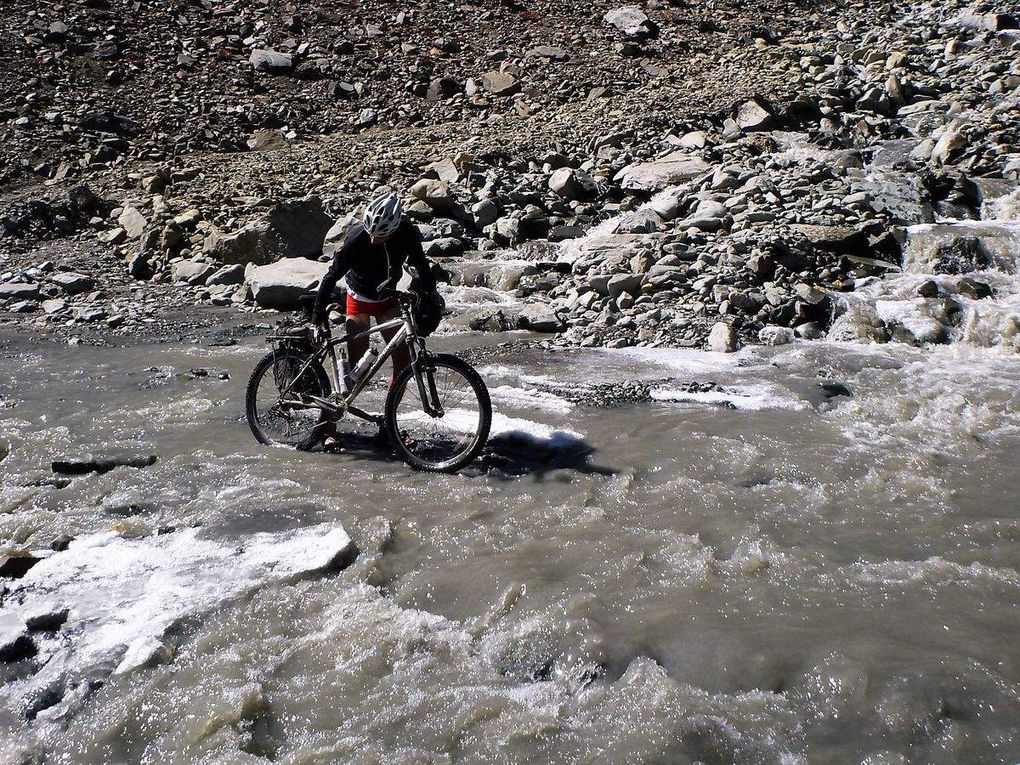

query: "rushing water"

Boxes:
[2, 314, 1020, 763]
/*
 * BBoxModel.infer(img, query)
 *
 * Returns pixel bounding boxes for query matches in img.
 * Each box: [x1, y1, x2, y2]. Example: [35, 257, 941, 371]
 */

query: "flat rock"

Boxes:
[170, 260, 215, 286]
[614, 151, 712, 192]
[117, 206, 148, 239]
[517, 303, 563, 332]
[0, 282, 40, 301]
[604, 6, 659, 38]
[479, 71, 520, 96]
[247, 257, 329, 310]
[52, 451, 157, 475]
[249, 49, 294, 74]
[49, 272, 95, 295]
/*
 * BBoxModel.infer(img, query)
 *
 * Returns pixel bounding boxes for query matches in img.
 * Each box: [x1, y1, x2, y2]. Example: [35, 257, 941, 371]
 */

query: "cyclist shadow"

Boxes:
[320, 430, 616, 479]
[469, 430, 617, 480]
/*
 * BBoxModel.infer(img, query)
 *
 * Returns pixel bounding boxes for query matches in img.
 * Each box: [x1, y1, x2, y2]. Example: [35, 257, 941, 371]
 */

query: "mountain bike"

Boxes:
[245, 289, 491, 472]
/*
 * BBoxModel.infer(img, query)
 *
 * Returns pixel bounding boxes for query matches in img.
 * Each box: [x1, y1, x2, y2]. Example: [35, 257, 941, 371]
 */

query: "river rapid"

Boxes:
[1, 304, 1020, 763]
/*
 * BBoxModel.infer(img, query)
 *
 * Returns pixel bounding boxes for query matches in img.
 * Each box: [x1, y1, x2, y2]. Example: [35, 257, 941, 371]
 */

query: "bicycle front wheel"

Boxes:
[385, 353, 491, 472]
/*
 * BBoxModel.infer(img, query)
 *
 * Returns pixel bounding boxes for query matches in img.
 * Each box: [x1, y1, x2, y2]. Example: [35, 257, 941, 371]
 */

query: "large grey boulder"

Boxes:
[410, 179, 455, 210]
[548, 167, 600, 201]
[170, 259, 216, 286]
[204, 196, 333, 266]
[247, 258, 329, 310]
[734, 98, 778, 132]
[707, 322, 739, 352]
[517, 303, 563, 333]
[614, 152, 712, 192]
[49, 272, 95, 295]
[206, 264, 246, 286]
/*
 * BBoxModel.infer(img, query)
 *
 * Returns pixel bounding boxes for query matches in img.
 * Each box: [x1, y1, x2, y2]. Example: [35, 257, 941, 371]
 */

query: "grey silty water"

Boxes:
[2, 323, 1020, 763]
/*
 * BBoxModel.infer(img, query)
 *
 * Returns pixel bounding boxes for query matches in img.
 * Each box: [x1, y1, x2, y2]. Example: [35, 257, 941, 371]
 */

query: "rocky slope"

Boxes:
[1, 0, 1019, 351]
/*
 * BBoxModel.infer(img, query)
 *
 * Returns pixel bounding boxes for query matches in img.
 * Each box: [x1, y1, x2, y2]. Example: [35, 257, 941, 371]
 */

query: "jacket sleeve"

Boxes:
[311, 240, 352, 324]
[404, 224, 437, 291]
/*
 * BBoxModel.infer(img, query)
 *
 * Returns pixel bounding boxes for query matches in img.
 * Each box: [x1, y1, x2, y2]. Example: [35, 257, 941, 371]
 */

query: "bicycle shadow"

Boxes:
[319, 429, 616, 479]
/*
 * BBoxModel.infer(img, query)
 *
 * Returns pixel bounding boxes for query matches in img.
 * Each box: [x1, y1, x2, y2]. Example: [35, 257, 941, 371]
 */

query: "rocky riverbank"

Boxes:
[1, 0, 1018, 351]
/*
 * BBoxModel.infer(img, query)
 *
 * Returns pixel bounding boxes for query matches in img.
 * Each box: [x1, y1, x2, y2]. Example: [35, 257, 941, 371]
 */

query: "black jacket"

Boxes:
[312, 218, 435, 323]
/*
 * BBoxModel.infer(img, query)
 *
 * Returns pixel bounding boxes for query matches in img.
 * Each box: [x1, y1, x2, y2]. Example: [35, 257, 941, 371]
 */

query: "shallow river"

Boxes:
[1, 319, 1019, 764]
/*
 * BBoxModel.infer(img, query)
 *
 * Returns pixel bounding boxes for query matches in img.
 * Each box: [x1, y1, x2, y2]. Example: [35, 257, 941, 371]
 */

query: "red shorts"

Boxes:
[346, 294, 397, 318]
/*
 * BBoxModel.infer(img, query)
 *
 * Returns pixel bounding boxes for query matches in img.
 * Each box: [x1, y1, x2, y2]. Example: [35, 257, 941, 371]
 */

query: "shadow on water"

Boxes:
[317, 430, 617, 479]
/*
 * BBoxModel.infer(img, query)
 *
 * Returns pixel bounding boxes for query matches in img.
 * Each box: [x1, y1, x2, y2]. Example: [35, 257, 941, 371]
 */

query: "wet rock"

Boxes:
[819, 381, 853, 398]
[25, 607, 69, 632]
[958, 277, 993, 300]
[707, 322, 738, 352]
[249, 49, 294, 74]
[758, 325, 795, 345]
[0, 619, 35, 663]
[604, 6, 659, 39]
[247, 257, 329, 310]
[51, 451, 157, 475]
[49, 272, 95, 295]
[791, 224, 868, 254]
[0, 551, 43, 579]
[917, 280, 940, 298]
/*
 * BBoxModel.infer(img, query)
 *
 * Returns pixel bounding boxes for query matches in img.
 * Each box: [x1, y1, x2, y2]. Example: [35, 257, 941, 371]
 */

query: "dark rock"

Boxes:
[49, 272, 95, 295]
[0, 552, 42, 579]
[52, 451, 158, 475]
[26, 608, 69, 632]
[0, 624, 35, 663]
[958, 277, 993, 300]
[917, 280, 940, 298]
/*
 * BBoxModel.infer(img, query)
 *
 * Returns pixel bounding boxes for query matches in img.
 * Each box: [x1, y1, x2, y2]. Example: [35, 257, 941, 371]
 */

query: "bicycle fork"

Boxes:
[409, 341, 444, 418]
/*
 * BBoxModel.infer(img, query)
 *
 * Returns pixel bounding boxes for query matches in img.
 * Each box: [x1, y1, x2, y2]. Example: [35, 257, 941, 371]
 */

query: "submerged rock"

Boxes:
[51, 451, 157, 475]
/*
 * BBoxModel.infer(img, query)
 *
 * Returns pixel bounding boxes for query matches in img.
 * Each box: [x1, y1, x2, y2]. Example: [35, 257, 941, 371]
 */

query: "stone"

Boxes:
[249, 49, 294, 74]
[479, 71, 519, 96]
[206, 264, 246, 286]
[410, 179, 455, 210]
[170, 260, 215, 286]
[917, 280, 940, 298]
[128, 253, 154, 280]
[52, 451, 158, 475]
[614, 151, 712, 192]
[205, 196, 333, 265]
[0, 618, 35, 663]
[426, 77, 459, 101]
[958, 277, 992, 300]
[607, 273, 643, 300]
[931, 121, 968, 167]
[49, 272, 95, 295]
[517, 303, 563, 333]
[548, 167, 600, 201]
[472, 199, 501, 228]
[422, 237, 465, 257]
[117, 206, 148, 239]
[525, 46, 570, 61]
[604, 6, 659, 38]
[791, 224, 869, 253]
[0, 552, 43, 579]
[707, 322, 739, 352]
[25, 607, 69, 632]
[98, 227, 127, 245]
[734, 98, 778, 132]
[247, 257, 329, 310]
[758, 325, 795, 346]
[0, 282, 40, 301]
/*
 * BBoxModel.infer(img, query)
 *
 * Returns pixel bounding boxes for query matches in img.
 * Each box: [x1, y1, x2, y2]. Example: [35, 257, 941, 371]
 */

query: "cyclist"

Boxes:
[310, 191, 438, 449]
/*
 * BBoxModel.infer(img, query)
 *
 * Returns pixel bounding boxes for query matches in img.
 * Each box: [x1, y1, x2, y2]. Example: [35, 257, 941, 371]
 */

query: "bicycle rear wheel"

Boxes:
[246, 349, 331, 450]
[385, 353, 491, 472]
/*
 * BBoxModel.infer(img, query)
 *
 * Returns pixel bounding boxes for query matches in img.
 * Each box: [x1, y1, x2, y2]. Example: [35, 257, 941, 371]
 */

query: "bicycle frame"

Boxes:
[267, 298, 444, 427]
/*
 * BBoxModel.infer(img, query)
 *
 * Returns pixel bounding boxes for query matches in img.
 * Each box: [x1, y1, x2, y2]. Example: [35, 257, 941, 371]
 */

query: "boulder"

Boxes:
[249, 49, 294, 74]
[479, 71, 520, 96]
[0, 618, 35, 663]
[607, 273, 643, 300]
[614, 151, 712, 192]
[0, 282, 40, 301]
[734, 98, 778, 132]
[170, 260, 216, 286]
[958, 277, 993, 300]
[206, 264, 246, 286]
[525, 46, 570, 60]
[604, 6, 659, 38]
[758, 325, 795, 346]
[205, 196, 333, 265]
[517, 303, 563, 333]
[707, 322, 739, 352]
[49, 272, 95, 295]
[247, 258, 329, 310]
[791, 224, 868, 253]
[117, 206, 148, 239]
[410, 179, 455, 210]
[548, 167, 600, 201]
[422, 237, 466, 257]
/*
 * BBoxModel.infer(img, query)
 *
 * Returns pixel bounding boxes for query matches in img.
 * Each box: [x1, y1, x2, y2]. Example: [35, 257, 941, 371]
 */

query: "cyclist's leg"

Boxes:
[347, 313, 371, 368]
[379, 303, 409, 390]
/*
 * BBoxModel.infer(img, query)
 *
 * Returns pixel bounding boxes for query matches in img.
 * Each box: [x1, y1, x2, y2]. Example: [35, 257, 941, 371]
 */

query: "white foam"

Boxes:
[651, 385, 807, 411]
[489, 385, 575, 414]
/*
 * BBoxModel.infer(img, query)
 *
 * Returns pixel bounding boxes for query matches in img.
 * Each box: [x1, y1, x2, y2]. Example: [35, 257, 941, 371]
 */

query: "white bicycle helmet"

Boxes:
[362, 192, 404, 238]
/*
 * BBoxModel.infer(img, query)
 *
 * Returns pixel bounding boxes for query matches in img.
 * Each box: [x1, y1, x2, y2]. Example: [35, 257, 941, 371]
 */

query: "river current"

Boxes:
[2, 309, 1019, 762]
